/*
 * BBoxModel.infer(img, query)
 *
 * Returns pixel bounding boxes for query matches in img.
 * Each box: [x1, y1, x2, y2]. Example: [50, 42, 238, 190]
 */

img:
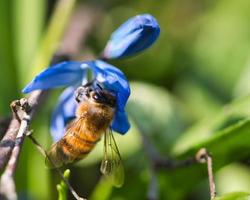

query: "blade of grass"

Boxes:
[0, 1, 19, 115]
[29, 0, 76, 81]
[13, 0, 46, 87]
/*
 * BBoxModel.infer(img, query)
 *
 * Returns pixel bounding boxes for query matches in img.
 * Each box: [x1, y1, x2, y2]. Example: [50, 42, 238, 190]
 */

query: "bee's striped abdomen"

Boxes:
[47, 126, 102, 168]
[60, 131, 100, 160]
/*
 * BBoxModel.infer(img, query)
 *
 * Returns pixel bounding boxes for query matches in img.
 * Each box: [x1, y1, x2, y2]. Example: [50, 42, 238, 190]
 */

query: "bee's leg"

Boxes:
[75, 86, 87, 103]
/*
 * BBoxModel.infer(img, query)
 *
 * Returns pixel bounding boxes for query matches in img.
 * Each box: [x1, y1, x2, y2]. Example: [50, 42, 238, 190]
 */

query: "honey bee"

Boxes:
[46, 83, 124, 187]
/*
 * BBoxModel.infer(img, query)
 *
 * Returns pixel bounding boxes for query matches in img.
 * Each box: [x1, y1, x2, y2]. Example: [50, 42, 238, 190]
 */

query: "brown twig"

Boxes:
[0, 93, 45, 170]
[0, 92, 43, 199]
[0, 79, 54, 172]
[0, 116, 11, 135]
[196, 148, 216, 199]
[0, 118, 20, 170]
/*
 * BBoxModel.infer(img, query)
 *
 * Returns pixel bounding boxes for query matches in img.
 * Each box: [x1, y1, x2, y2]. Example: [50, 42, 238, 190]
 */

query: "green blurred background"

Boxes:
[1, 0, 250, 199]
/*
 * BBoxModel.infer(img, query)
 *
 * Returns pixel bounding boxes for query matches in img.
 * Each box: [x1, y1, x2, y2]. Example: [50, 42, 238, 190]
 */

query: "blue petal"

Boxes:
[50, 87, 77, 142]
[111, 110, 130, 135]
[103, 14, 160, 59]
[22, 61, 87, 93]
[24, 60, 131, 136]
[90, 60, 130, 111]
[89, 60, 131, 134]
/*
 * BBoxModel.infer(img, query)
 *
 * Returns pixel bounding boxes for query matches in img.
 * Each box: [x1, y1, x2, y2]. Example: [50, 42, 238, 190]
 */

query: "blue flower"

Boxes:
[23, 60, 130, 141]
[103, 14, 160, 59]
[22, 13, 160, 142]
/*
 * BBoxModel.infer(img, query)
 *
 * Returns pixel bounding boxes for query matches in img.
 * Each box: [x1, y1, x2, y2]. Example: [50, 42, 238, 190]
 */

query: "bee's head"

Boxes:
[75, 83, 116, 108]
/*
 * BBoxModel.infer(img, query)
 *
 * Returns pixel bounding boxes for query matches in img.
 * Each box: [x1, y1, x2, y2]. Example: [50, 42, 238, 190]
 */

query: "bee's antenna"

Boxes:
[96, 83, 103, 90]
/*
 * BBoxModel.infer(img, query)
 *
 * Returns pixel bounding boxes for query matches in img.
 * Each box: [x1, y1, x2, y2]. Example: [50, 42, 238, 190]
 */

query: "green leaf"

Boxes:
[172, 94, 250, 155]
[127, 82, 185, 152]
[213, 192, 250, 200]
[178, 119, 250, 165]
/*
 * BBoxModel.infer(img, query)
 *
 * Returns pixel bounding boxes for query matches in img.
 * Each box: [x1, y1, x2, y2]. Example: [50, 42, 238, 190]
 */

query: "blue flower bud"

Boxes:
[103, 14, 160, 59]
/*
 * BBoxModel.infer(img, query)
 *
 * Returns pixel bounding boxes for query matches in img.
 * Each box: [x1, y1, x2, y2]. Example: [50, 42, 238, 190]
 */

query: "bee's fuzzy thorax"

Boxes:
[76, 101, 115, 133]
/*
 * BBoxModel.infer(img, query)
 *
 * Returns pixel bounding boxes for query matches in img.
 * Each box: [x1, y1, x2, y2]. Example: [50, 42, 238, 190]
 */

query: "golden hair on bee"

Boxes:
[46, 84, 116, 168]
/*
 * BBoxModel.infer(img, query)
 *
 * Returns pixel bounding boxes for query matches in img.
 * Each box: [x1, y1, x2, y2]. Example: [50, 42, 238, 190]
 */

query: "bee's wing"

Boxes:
[100, 129, 124, 187]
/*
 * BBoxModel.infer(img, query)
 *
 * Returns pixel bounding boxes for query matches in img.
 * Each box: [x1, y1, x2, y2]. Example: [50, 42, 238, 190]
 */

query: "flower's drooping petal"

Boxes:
[50, 87, 77, 142]
[88, 60, 131, 134]
[90, 60, 130, 111]
[22, 61, 87, 93]
[111, 110, 130, 135]
[23, 59, 131, 136]
[103, 14, 160, 59]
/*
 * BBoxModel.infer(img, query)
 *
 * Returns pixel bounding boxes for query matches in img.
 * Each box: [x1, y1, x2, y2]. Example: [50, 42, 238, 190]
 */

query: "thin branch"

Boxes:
[141, 133, 196, 170]
[140, 133, 196, 200]
[0, 90, 50, 171]
[0, 116, 11, 135]
[147, 165, 158, 200]
[140, 134, 159, 200]
[196, 148, 216, 199]
[27, 133, 86, 200]
[0, 118, 20, 170]
[0, 93, 42, 199]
